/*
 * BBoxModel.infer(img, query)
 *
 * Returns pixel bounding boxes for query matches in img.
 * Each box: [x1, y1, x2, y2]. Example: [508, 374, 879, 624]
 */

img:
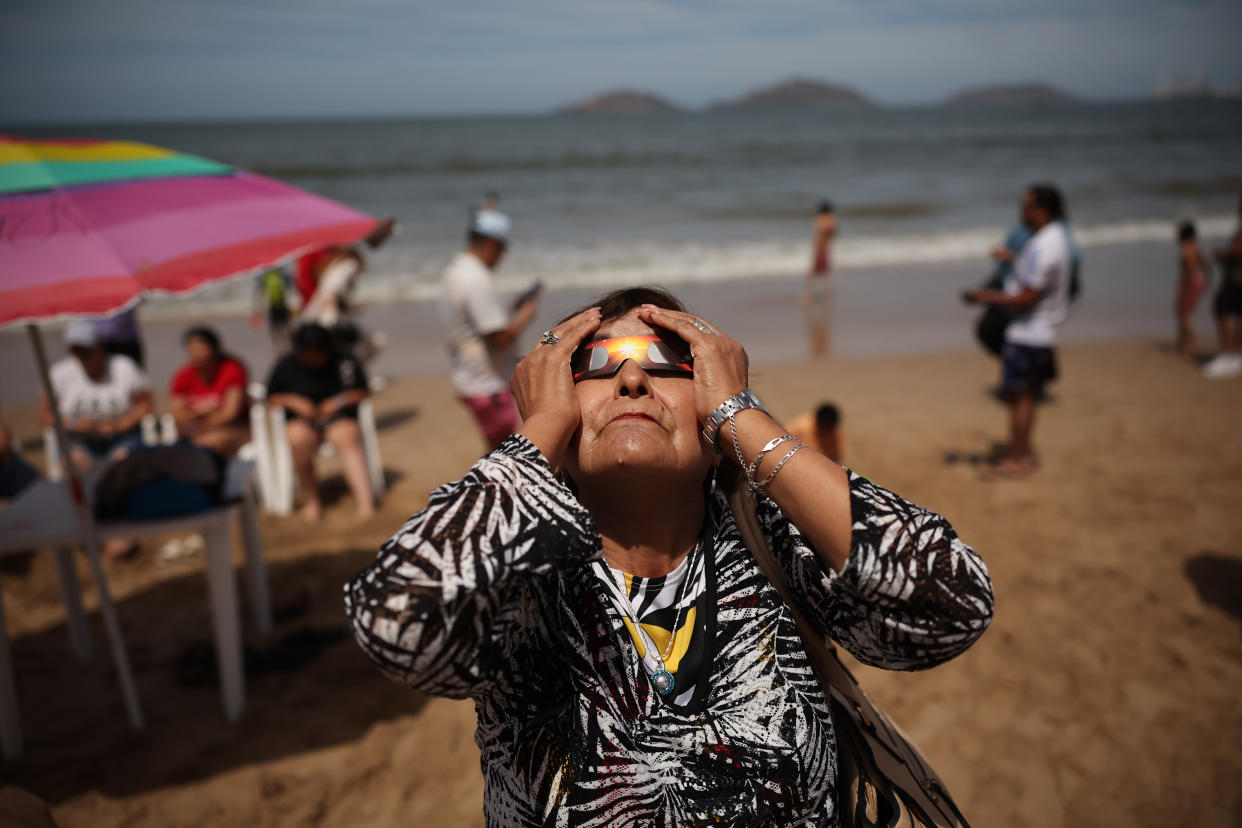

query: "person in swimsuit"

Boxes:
[1175, 221, 1211, 360]
[801, 200, 837, 304]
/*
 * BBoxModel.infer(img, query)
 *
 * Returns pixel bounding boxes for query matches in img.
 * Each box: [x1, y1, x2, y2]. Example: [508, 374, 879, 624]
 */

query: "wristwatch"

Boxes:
[702, 389, 771, 451]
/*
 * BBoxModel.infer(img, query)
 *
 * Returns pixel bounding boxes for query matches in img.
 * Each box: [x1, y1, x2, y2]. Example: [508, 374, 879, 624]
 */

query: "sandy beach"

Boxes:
[1, 328, 1240, 826]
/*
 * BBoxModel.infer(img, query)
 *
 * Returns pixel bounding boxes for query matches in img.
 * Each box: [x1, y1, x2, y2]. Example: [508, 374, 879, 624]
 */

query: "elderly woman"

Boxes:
[346, 287, 992, 825]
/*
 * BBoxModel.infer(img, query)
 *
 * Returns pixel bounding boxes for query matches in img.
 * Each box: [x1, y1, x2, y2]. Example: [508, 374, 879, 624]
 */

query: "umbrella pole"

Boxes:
[26, 325, 145, 731]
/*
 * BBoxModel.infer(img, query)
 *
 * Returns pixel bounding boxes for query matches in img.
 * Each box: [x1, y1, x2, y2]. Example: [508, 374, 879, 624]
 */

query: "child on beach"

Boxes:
[787, 402, 845, 463]
[1175, 221, 1210, 359]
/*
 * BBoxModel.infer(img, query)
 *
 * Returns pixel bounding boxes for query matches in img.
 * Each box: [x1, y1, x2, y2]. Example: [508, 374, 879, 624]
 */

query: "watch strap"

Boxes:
[701, 389, 770, 450]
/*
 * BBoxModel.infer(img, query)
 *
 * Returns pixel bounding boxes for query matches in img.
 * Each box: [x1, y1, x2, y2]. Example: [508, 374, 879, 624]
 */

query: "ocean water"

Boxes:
[3, 104, 1241, 401]
[19, 102, 1242, 308]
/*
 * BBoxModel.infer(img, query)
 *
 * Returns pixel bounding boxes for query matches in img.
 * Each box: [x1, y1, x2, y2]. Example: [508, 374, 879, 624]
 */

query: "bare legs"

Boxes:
[285, 418, 374, 523]
[1176, 313, 1197, 359]
[1008, 390, 1035, 465]
[325, 419, 375, 521]
[68, 446, 137, 558]
[191, 424, 251, 458]
[984, 390, 1037, 479]
[285, 420, 323, 523]
[1216, 313, 1239, 355]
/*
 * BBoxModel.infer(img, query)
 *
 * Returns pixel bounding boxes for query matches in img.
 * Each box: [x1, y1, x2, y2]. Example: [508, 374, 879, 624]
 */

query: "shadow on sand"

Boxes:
[318, 468, 406, 507]
[1, 548, 429, 804]
[374, 407, 419, 432]
[1184, 551, 1242, 633]
[942, 442, 1009, 467]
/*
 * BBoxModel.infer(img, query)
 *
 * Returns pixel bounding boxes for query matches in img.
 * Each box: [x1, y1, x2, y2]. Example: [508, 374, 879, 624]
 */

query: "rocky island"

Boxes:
[556, 90, 683, 114]
[709, 78, 874, 112]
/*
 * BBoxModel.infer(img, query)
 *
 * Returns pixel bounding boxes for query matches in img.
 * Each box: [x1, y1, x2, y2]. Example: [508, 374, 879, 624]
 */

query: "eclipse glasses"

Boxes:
[570, 335, 693, 382]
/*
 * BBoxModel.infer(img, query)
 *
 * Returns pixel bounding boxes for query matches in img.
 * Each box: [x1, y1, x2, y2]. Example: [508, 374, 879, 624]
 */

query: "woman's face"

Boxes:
[186, 337, 215, 368]
[565, 309, 713, 489]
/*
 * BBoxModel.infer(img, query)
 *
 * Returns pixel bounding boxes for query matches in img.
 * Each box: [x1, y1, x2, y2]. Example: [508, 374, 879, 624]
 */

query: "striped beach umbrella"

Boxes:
[0, 135, 381, 326]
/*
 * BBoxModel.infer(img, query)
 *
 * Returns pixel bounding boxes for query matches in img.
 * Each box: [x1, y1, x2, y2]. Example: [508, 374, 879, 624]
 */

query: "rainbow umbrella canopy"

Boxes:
[0, 135, 381, 326]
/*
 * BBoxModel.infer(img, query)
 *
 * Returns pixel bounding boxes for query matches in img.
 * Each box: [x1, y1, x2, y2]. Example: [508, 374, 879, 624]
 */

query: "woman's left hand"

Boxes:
[636, 305, 749, 422]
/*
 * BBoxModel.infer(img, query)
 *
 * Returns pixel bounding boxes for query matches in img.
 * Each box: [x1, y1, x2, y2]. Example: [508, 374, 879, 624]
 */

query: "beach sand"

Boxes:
[2, 336, 1241, 827]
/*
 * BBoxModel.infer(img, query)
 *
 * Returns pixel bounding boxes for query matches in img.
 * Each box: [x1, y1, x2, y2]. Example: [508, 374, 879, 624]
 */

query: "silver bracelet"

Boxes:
[746, 435, 797, 484]
[702, 390, 771, 452]
[754, 441, 806, 491]
[728, 411, 747, 471]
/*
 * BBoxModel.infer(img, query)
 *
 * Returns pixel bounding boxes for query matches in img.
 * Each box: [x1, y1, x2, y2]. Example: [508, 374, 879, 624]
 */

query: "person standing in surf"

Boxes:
[1174, 221, 1210, 360]
[801, 200, 837, 304]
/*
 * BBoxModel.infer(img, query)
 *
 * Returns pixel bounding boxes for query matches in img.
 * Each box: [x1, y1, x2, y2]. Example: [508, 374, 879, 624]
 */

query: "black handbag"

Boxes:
[974, 304, 1010, 358]
[723, 469, 972, 828]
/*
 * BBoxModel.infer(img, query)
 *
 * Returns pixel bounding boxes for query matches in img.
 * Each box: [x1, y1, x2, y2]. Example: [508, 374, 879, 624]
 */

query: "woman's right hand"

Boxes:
[511, 306, 601, 469]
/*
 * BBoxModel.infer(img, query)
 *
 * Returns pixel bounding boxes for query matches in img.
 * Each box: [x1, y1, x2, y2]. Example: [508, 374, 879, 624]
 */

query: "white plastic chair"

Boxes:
[259, 395, 384, 517]
[241, 402, 280, 513]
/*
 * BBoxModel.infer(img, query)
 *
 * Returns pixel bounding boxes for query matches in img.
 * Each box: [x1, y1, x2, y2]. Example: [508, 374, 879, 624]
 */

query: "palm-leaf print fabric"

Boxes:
[346, 435, 993, 826]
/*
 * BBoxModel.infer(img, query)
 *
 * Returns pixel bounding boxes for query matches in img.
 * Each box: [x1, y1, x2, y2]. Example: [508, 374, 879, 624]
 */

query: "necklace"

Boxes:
[595, 541, 699, 697]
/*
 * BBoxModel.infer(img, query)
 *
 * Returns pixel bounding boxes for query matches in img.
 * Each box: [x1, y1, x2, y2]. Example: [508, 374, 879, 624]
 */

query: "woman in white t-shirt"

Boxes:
[40, 320, 153, 473]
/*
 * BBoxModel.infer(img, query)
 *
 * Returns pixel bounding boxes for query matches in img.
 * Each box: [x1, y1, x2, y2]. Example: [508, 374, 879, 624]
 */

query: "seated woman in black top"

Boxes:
[267, 324, 375, 523]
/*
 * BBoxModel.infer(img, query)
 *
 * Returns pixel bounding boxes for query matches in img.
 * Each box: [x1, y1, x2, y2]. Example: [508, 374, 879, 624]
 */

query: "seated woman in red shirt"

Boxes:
[169, 327, 251, 458]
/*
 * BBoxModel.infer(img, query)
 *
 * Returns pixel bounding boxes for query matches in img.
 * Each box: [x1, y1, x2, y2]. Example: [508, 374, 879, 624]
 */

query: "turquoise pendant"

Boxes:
[650, 669, 675, 696]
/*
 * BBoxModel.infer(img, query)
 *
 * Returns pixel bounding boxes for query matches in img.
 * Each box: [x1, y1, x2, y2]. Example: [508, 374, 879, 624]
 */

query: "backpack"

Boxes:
[94, 445, 224, 521]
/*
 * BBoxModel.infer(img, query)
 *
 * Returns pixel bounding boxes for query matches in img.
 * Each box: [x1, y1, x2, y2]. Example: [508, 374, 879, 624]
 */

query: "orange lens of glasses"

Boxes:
[570, 335, 693, 382]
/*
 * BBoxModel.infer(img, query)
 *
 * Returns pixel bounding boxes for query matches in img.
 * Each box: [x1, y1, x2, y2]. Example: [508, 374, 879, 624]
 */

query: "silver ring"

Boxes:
[539, 330, 560, 346]
[693, 317, 717, 337]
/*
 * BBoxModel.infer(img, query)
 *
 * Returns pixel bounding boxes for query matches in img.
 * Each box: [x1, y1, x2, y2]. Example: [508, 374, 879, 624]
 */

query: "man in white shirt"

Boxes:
[41, 320, 154, 472]
[440, 209, 540, 449]
[965, 184, 1074, 478]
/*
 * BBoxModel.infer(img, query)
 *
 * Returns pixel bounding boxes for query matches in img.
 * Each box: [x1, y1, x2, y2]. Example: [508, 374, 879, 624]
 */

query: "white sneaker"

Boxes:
[1203, 353, 1242, 380]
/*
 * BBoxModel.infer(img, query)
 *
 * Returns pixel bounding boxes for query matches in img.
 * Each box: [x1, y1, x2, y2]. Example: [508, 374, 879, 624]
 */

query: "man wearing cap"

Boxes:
[41, 320, 153, 472]
[440, 209, 540, 449]
[39, 321, 153, 559]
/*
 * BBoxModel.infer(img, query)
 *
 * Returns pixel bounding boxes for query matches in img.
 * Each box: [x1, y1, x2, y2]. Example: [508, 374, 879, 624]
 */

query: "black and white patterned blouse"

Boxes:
[345, 435, 993, 827]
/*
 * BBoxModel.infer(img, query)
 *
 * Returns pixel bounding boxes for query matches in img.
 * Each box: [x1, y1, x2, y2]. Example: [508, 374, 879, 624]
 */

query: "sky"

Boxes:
[2, 0, 1241, 124]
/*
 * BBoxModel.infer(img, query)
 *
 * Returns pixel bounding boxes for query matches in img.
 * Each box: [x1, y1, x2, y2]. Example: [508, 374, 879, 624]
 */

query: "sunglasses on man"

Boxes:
[570, 334, 693, 382]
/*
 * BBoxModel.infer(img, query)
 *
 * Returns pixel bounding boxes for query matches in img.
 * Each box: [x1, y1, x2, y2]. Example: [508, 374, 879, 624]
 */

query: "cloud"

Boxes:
[1, 0, 1240, 122]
